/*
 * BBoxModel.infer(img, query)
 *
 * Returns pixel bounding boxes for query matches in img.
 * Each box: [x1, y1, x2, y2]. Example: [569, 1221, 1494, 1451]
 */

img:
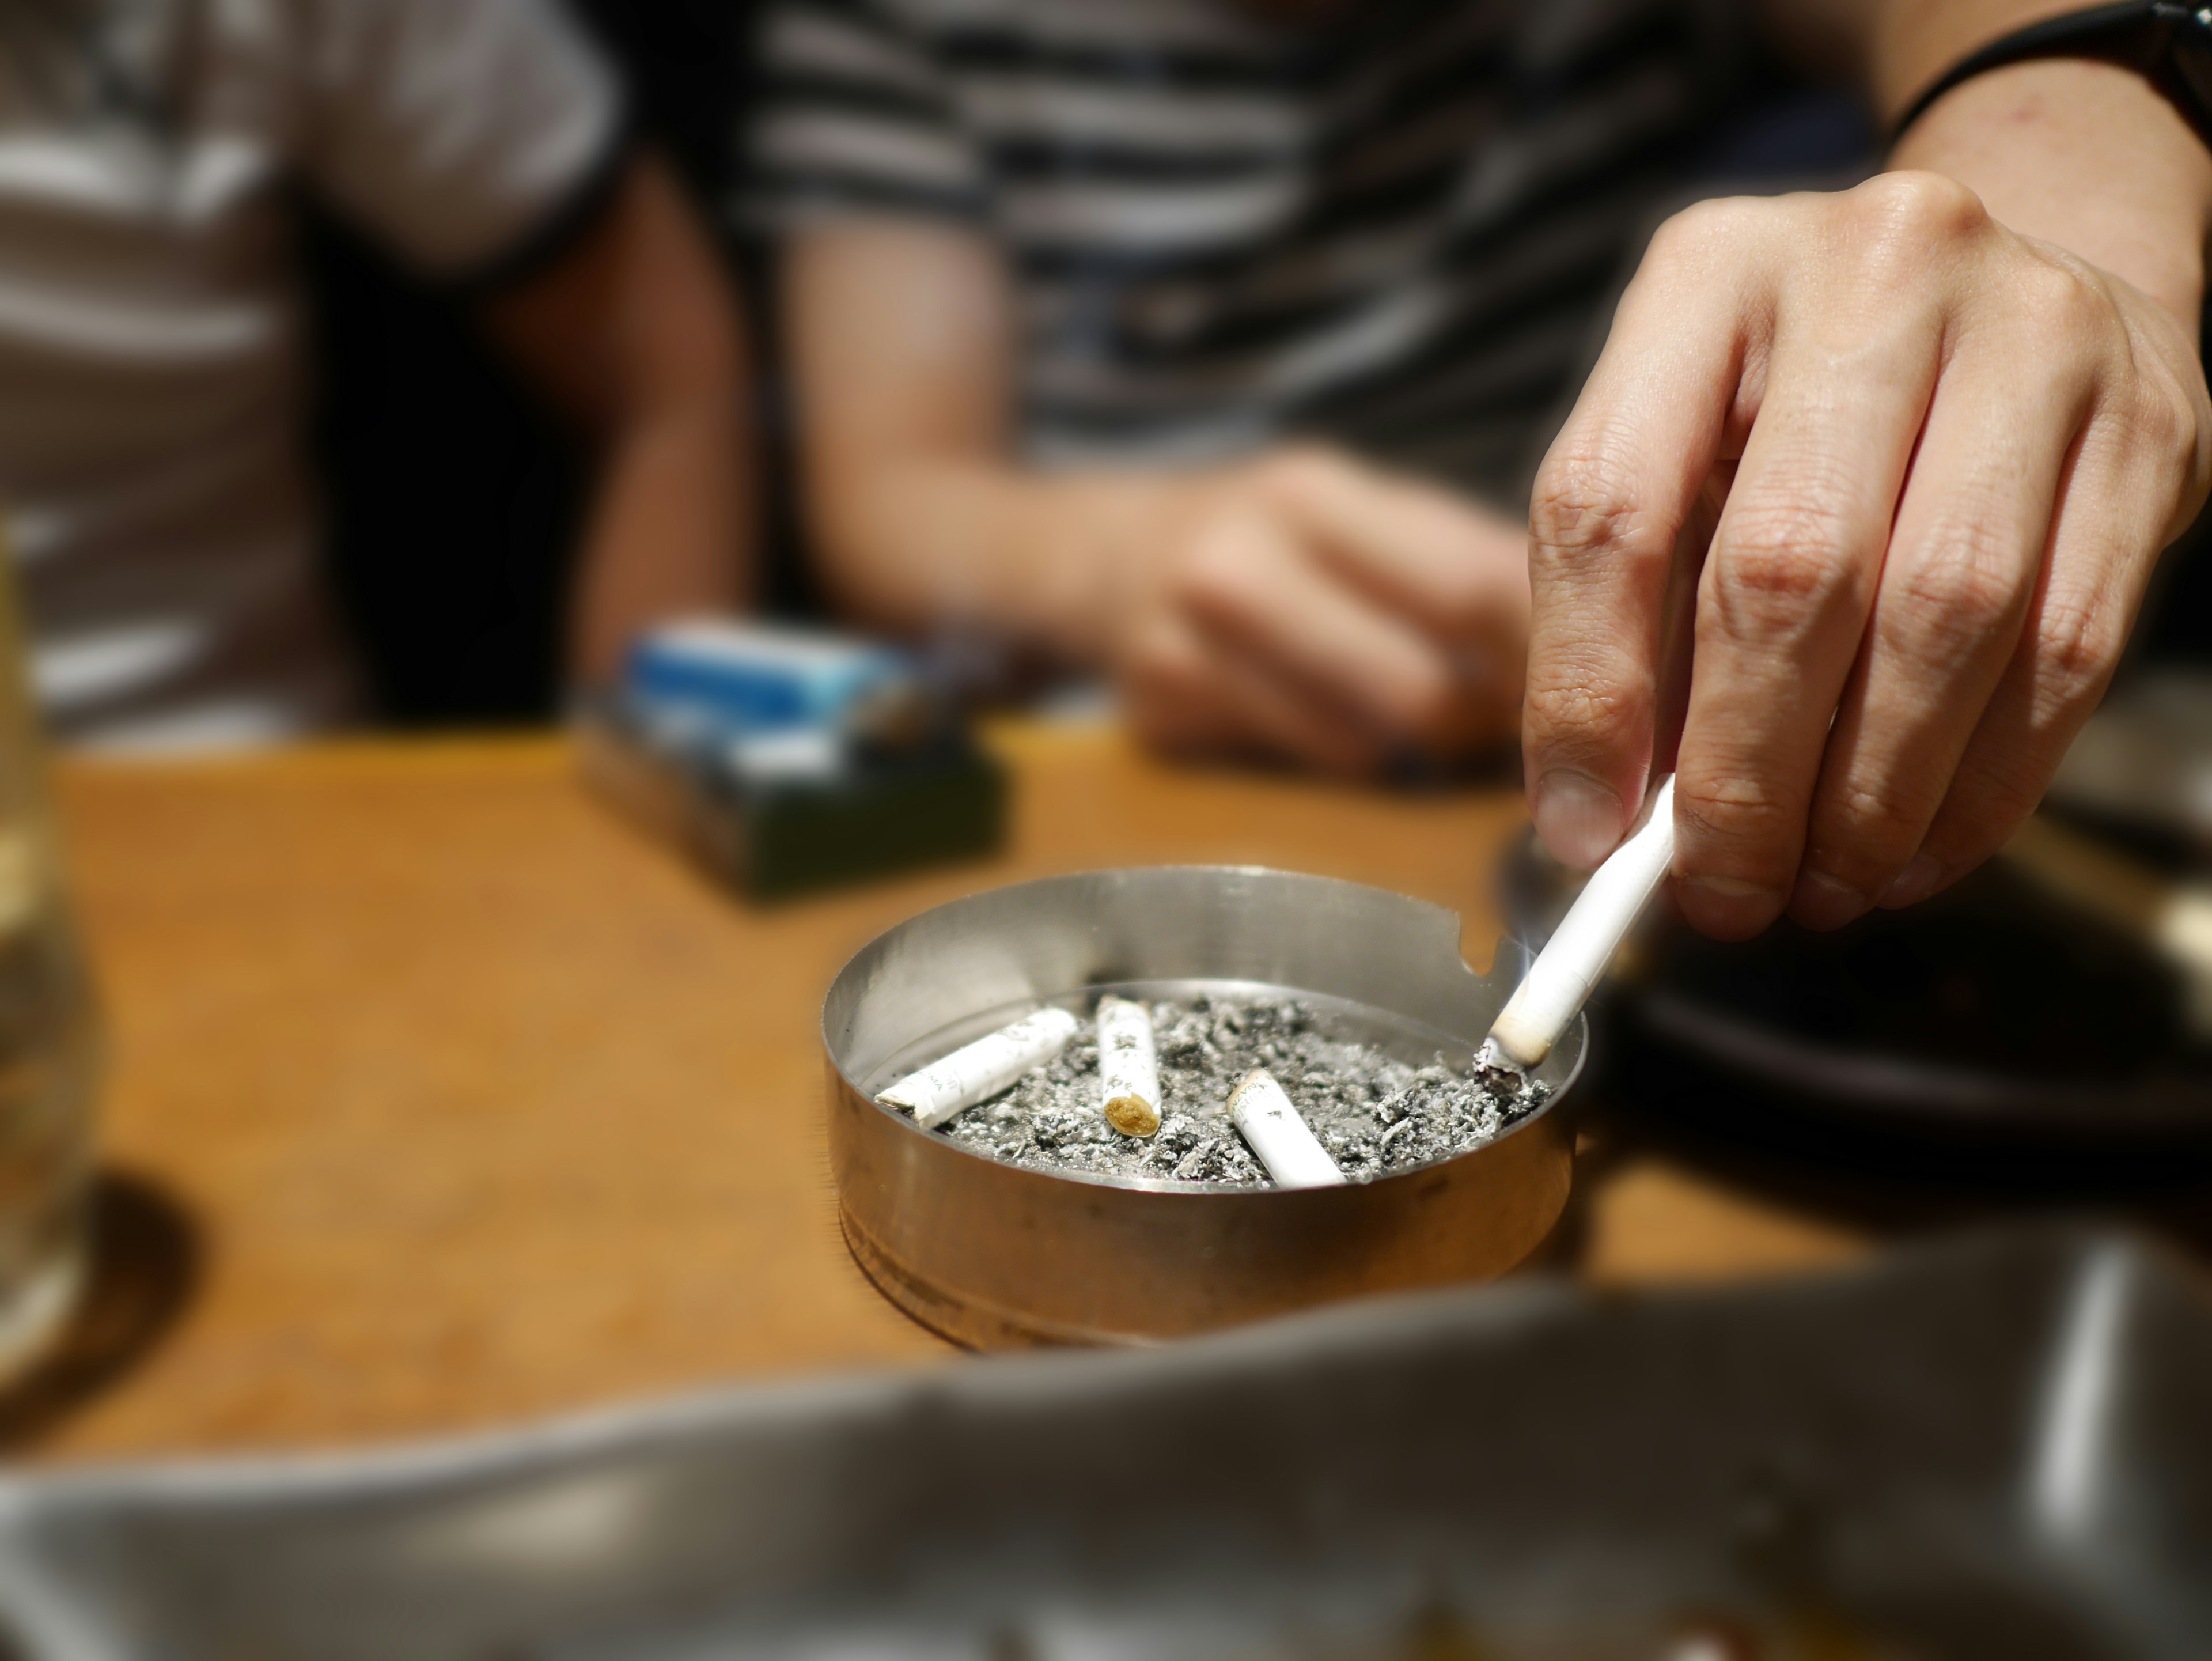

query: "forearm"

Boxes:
[571, 386, 752, 682]
[811, 451, 1184, 662]
[482, 158, 753, 686]
[1881, 9, 2212, 335]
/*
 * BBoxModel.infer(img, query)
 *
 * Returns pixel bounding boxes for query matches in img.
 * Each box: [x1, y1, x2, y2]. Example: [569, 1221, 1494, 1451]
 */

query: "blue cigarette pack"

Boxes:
[580, 620, 1006, 901]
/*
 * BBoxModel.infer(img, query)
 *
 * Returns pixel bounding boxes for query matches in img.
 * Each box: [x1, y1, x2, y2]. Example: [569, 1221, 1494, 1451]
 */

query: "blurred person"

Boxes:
[750, 0, 1669, 774]
[0, 0, 748, 751]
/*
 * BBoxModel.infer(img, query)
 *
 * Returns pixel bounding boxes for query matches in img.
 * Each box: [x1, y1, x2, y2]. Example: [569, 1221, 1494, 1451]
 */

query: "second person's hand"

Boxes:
[1110, 447, 1531, 775]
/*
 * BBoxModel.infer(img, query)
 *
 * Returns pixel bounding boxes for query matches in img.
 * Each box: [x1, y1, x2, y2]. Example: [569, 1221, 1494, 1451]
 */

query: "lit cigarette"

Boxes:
[877, 1006, 1080, 1129]
[1228, 1068, 1345, 1189]
[1485, 773, 1675, 1073]
[1095, 996, 1161, 1137]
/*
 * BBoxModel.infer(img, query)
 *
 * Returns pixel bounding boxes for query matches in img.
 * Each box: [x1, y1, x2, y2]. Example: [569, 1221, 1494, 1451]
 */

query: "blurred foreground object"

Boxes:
[0, 546, 101, 1382]
[0, 1231, 2200, 1656]
[578, 620, 1004, 901]
[2001, 814, 2212, 1036]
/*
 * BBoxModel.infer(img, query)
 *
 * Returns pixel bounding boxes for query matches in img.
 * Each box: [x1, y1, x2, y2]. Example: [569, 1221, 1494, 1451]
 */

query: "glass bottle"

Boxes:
[0, 543, 101, 1379]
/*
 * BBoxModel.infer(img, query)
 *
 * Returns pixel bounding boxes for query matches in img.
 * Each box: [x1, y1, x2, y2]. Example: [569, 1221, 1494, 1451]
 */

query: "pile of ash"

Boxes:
[934, 993, 1548, 1187]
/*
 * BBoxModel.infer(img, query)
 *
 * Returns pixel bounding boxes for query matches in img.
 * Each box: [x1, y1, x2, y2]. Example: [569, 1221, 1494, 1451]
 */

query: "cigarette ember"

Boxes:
[1096, 994, 1161, 1137]
[876, 1005, 1080, 1129]
[1228, 1068, 1345, 1188]
[919, 992, 1549, 1187]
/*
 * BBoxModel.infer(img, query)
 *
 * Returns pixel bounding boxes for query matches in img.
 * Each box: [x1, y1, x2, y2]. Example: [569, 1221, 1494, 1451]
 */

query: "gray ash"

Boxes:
[929, 993, 1550, 1187]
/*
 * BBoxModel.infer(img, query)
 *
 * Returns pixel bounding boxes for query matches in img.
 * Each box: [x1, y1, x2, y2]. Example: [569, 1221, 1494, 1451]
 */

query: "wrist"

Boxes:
[1893, 56, 2212, 338]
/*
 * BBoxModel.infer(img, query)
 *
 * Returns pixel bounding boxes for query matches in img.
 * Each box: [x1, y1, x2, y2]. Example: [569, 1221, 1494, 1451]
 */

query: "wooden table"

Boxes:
[24, 722, 1882, 1462]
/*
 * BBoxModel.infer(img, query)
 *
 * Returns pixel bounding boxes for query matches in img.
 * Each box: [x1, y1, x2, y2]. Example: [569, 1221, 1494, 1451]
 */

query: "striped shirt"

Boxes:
[0, 0, 619, 751]
[750, 0, 1747, 498]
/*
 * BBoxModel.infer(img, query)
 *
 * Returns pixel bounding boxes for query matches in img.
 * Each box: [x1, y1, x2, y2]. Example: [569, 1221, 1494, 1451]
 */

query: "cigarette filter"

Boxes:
[1486, 773, 1676, 1072]
[1095, 996, 1161, 1137]
[1228, 1069, 1345, 1189]
[877, 1006, 1080, 1129]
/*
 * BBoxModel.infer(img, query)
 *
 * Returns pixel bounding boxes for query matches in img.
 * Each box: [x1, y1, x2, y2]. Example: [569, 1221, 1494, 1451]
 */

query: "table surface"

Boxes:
[18, 724, 1905, 1459]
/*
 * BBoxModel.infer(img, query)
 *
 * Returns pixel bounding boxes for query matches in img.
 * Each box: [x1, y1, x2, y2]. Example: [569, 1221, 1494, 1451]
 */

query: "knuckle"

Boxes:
[1522, 663, 1639, 748]
[2014, 256, 2107, 342]
[2032, 592, 2123, 713]
[1675, 770, 1805, 877]
[1881, 544, 2024, 657]
[2119, 367, 2202, 478]
[1676, 770, 1797, 830]
[1709, 501, 1856, 619]
[1646, 196, 1743, 264]
[2131, 379, 2190, 455]
[1853, 169, 1987, 245]
[1529, 442, 1667, 569]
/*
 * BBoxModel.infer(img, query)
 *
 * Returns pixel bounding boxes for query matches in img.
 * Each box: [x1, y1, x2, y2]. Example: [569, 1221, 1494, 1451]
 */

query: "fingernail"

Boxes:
[1678, 875, 1782, 941]
[1532, 771, 1625, 869]
[1879, 853, 1944, 910]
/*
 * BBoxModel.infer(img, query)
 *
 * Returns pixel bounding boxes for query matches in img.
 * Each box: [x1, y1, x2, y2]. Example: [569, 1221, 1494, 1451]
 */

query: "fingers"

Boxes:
[1522, 201, 1764, 869]
[1173, 496, 1473, 744]
[1877, 394, 2182, 905]
[1668, 327, 1942, 934]
[1521, 174, 2211, 930]
[1258, 451, 1531, 653]
[1122, 468, 1524, 768]
[1782, 326, 2085, 930]
[1118, 603, 1387, 775]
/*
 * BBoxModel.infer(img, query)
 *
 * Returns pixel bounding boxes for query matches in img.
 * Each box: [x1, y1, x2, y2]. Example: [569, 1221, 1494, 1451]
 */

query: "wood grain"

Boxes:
[25, 724, 1868, 1461]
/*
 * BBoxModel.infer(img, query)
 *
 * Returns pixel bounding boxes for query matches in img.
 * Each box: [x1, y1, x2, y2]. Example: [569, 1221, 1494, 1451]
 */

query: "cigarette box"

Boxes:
[579, 698, 1006, 902]
[579, 622, 1007, 902]
[626, 621, 912, 736]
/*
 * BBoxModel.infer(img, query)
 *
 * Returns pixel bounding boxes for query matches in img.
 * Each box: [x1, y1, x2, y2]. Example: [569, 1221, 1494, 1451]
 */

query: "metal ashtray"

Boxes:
[821, 867, 1583, 1348]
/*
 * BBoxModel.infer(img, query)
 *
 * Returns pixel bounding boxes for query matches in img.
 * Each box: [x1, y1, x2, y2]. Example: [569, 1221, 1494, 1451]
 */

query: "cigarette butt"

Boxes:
[877, 1006, 1080, 1130]
[1228, 1068, 1344, 1189]
[1095, 995, 1161, 1137]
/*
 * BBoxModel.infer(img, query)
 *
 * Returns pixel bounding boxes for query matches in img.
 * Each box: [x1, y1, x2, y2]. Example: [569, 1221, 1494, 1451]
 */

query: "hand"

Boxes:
[1107, 447, 1530, 775]
[1522, 171, 2212, 938]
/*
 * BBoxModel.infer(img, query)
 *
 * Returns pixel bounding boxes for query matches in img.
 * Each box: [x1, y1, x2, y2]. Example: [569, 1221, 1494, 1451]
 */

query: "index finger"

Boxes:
[1522, 201, 1763, 868]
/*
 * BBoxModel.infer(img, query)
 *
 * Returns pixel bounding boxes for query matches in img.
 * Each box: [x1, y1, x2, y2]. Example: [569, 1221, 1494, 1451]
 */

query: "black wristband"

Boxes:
[1891, 1, 2212, 150]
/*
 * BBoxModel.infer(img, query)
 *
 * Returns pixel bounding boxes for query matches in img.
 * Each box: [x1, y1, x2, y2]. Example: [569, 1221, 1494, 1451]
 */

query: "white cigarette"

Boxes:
[1095, 996, 1161, 1137]
[1484, 773, 1675, 1072]
[877, 1006, 1080, 1129]
[1228, 1069, 1345, 1189]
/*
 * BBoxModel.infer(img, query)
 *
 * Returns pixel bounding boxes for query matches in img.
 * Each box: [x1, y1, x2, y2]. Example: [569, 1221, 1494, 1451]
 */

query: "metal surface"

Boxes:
[0, 1230, 2205, 1658]
[820, 867, 1582, 1347]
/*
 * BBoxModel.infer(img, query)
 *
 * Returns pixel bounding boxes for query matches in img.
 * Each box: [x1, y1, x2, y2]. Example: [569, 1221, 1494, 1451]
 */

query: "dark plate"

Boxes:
[1499, 830, 2212, 1170]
